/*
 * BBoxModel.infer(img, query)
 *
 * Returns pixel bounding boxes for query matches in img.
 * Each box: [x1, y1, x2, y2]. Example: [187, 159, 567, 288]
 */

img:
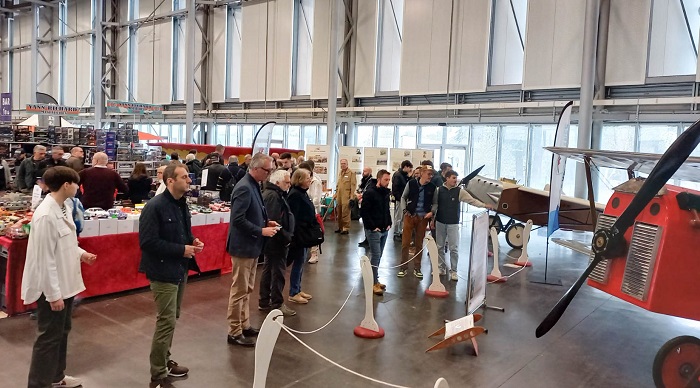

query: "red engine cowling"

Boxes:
[587, 184, 700, 321]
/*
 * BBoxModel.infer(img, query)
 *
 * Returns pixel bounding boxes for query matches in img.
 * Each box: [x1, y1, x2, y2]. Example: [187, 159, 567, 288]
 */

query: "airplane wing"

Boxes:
[551, 238, 592, 256]
[546, 147, 700, 183]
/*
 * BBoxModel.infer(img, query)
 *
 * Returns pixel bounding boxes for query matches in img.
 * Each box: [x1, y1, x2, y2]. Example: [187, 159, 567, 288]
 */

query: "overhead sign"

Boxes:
[1, 93, 11, 122]
[26, 103, 80, 116]
[106, 100, 164, 116]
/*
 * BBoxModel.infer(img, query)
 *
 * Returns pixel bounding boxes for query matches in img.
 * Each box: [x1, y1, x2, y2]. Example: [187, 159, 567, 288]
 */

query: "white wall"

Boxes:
[211, 7, 228, 102]
[605, 0, 651, 86]
[522, 0, 585, 89]
[448, 0, 490, 93]
[354, 0, 378, 98]
[240, 0, 294, 102]
[309, 0, 343, 100]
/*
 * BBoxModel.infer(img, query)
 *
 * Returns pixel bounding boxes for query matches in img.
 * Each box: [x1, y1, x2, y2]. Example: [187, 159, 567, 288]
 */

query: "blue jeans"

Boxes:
[288, 245, 307, 296]
[365, 229, 388, 283]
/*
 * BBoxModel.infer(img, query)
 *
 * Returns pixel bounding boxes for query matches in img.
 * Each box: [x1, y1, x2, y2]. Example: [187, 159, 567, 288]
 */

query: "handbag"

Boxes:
[295, 219, 325, 248]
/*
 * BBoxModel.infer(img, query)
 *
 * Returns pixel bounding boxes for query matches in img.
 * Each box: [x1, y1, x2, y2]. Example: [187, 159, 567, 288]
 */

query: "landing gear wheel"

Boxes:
[505, 223, 526, 249]
[653, 335, 700, 388]
[488, 215, 503, 233]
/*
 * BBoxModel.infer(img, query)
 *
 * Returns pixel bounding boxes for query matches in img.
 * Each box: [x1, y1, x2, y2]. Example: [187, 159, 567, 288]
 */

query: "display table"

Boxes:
[0, 222, 231, 316]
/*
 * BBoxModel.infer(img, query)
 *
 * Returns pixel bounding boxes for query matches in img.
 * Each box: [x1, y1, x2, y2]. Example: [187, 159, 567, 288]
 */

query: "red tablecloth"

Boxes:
[1, 223, 230, 316]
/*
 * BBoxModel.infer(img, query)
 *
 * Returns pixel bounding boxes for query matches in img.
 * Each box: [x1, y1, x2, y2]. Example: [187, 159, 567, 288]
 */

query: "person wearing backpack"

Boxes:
[217, 156, 245, 201]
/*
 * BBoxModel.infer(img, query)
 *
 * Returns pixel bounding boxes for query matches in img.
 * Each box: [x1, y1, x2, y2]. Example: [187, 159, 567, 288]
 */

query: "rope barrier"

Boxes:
[283, 283, 357, 335]
[274, 318, 412, 388]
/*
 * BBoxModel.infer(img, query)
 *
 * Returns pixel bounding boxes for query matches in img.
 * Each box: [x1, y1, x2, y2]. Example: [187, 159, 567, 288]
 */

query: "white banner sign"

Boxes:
[363, 147, 389, 173]
[305, 144, 330, 190]
[547, 101, 573, 237]
[467, 210, 489, 314]
[339, 146, 363, 182]
[390, 148, 414, 172]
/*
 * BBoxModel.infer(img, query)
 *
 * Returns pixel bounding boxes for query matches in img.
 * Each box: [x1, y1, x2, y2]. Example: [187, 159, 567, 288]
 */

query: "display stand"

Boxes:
[513, 220, 533, 267]
[426, 314, 486, 356]
[253, 310, 284, 388]
[353, 256, 385, 339]
[434, 378, 450, 388]
[425, 235, 449, 298]
[468, 211, 504, 314]
[487, 227, 507, 283]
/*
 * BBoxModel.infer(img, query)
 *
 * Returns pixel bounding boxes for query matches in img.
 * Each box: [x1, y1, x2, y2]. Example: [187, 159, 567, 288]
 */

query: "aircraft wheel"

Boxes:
[489, 215, 503, 233]
[505, 223, 526, 249]
[652, 335, 700, 388]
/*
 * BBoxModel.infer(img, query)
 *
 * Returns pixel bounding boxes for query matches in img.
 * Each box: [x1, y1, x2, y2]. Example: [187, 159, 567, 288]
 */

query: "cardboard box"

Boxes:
[117, 220, 134, 234]
[98, 219, 119, 236]
[81, 219, 100, 237]
[191, 213, 206, 226]
[205, 213, 223, 225]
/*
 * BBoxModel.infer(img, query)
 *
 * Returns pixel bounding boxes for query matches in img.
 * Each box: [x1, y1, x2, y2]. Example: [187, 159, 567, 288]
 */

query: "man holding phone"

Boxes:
[139, 162, 203, 388]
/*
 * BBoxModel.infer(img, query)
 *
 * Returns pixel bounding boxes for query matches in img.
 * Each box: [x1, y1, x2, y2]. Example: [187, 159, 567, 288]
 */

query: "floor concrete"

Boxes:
[1, 215, 695, 387]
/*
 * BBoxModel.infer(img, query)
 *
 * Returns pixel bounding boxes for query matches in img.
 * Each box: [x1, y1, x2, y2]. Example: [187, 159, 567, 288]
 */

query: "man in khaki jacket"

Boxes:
[335, 158, 356, 234]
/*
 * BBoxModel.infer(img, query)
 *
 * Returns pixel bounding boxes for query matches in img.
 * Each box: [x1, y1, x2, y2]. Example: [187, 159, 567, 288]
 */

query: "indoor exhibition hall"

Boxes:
[0, 0, 699, 388]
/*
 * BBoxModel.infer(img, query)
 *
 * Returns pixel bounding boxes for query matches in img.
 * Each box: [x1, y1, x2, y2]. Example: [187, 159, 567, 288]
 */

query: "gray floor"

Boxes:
[0, 215, 693, 387]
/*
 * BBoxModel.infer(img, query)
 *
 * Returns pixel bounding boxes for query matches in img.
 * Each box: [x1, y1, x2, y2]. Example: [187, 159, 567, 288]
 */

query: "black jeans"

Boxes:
[28, 295, 74, 388]
[259, 249, 288, 308]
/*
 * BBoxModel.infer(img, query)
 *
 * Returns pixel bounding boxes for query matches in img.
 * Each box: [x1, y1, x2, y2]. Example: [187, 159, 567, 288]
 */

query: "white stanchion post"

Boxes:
[425, 235, 448, 297]
[487, 227, 506, 283]
[353, 256, 385, 338]
[434, 377, 450, 388]
[514, 220, 533, 267]
[253, 310, 284, 388]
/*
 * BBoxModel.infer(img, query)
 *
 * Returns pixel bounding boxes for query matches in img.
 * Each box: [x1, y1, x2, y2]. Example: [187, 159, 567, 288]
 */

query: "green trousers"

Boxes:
[149, 278, 187, 379]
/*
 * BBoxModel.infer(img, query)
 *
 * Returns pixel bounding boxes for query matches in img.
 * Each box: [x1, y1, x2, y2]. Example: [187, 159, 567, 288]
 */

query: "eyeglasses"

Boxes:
[259, 167, 272, 174]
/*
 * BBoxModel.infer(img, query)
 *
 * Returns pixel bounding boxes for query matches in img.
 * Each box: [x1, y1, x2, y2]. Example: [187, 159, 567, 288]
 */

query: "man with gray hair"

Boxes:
[79, 152, 129, 210]
[16, 145, 46, 191]
[226, 153, 279, 347]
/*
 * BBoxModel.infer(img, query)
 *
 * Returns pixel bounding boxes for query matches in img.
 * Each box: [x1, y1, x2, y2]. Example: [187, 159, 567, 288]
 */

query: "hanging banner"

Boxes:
[251, 121, 276, 156]
[305, 144, 330, 190]
[547, 101, 573, 237]
[467, 210, 489, 315]
[106, 100, 164, 117]
[1, 93, 12, 122]
[390, 148, 414, 172]
[339, 146, 363, 182]
[26, 103, 80, 116]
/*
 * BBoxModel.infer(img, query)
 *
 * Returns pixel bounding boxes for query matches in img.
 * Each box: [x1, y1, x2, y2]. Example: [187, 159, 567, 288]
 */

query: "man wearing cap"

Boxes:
[398, 165, 437, 279]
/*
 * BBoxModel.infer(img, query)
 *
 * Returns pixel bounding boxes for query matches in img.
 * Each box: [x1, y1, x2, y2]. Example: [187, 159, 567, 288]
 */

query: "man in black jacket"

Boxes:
[391, 160, 412, 241]
[258, 169, 296, 317]
[139, 163, 203, 388]
[360, 169, 392, 296]
[399, 165, 437, 279]
[217, 156, 246, 201]
[201, 153, 226, 192]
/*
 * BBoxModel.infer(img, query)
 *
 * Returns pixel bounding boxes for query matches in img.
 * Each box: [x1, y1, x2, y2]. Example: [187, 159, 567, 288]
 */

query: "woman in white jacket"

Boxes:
[299, 161, 323, 263]
[21, 166, 97, 388]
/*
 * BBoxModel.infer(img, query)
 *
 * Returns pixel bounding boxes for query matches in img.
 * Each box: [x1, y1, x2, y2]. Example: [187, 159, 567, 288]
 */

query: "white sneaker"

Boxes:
[52, 375, 82, 387]
[439, 267, 446, 276]
[450, 271, 458, 281]
[308, 254, 318, 264]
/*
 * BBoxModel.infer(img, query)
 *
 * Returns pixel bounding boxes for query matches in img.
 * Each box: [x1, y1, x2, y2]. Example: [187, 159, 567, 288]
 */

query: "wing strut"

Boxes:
[584, 156, 598, 229]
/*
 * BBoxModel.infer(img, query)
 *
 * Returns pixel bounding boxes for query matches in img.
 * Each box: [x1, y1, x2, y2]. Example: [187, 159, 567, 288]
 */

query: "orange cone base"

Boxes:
[513, 261, 532, 267]
[487, 274, 507, 283]
[354, 326, 385, 339]
[425, 289, 449, 298]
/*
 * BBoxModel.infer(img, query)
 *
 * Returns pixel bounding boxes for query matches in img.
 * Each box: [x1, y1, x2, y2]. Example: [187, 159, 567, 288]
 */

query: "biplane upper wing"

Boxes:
[546, 147, 700, 183]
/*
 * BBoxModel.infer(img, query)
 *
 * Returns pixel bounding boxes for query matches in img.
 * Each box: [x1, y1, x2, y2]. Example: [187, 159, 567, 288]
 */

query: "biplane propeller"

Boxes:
[535, 119, 700, 338]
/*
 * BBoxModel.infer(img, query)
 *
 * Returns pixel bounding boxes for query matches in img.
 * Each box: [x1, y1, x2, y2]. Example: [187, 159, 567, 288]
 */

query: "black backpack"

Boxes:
[221, 170, 238, 201]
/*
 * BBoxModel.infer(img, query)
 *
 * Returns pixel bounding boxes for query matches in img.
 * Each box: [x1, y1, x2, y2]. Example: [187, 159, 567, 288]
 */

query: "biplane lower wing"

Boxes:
[551, 237, 593, 256]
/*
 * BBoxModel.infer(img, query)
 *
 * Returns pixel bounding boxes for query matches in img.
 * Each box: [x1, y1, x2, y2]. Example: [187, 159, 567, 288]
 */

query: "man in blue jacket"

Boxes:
[139, 163, 203, 388]
[226, 153, 279, 347]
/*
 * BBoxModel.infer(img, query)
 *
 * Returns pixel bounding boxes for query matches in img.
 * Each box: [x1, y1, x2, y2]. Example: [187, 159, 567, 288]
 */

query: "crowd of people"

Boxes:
[18, 143, 494, 388]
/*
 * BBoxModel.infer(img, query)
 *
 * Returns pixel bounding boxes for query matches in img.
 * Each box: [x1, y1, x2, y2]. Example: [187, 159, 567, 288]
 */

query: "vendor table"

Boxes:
[0, 223, 231, 316]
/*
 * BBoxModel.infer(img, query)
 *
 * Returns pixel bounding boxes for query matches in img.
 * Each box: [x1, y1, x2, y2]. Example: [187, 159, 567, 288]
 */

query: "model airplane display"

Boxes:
[464, 175, 604, 249]
[535, 120, 700, 388]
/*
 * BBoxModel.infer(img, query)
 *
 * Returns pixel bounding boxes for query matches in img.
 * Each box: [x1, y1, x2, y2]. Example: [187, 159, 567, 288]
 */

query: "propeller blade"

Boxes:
[536, 119, 700, 338]
[461, 165, 485, 186]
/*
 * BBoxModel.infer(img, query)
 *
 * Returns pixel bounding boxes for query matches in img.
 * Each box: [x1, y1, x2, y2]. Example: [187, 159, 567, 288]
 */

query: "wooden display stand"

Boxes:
[426, 314, 486, 356]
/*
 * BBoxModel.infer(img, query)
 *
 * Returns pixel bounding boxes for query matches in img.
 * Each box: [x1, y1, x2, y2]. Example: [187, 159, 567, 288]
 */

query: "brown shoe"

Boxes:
[289, 293, 309, 304]
[373, 283, 384, 295]
[167, 360, 189, 377]
[377, 282, 386, 290]
[299, 291, 313, 300]
[150, 377, 174, 388]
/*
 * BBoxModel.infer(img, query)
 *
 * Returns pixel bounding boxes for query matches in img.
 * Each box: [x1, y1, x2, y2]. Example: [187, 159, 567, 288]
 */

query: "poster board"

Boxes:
[305, 144, 330, 190]
[467, 210, 489, 315]
[363, 147, 389, 173]
[339, 146, 363, 182]
[412, 149, 434, 168]
[390, 148, 414, 172]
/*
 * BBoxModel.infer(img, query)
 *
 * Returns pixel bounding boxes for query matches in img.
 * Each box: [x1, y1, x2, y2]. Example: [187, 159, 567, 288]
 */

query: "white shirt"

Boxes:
[21, 195, 87, 304]
[308, 175, 323, 214]
[155, 181, 166, 196]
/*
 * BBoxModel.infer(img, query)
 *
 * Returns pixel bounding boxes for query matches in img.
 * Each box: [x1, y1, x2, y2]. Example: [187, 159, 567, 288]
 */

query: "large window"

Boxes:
[470, 125, 498, 179]
[215, 124, 228, 145]
[226, 6, 243, 99]
[596, 124, 636, 202]
[489, 0, 527, 85]
[292, 0, 314, 96]
[528, 124, 555, 190]
[241, 125, 254, 147]
[446, 126, 469, 145]
[376, 0, 403, 92]
[397, 126, 417, 148]
[287, 125, 301, 149]
[356, 125, 373, 147]
[302, 125, 318, 147]
[499, 125, 528, 183]
[648, 0, 700, 77]
[420, 126, 444, 145]
[376, 125, 395, 147]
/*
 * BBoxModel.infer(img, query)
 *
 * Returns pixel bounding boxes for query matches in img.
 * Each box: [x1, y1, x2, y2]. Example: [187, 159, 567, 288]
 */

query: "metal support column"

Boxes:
[185, 0, 195, 143]
[195, 4, 212, 111]
[30, 4, 38, 103]
[574, 0, 600, 199]
[93, 0, 104, 128]
[327, 0, 340, 188]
